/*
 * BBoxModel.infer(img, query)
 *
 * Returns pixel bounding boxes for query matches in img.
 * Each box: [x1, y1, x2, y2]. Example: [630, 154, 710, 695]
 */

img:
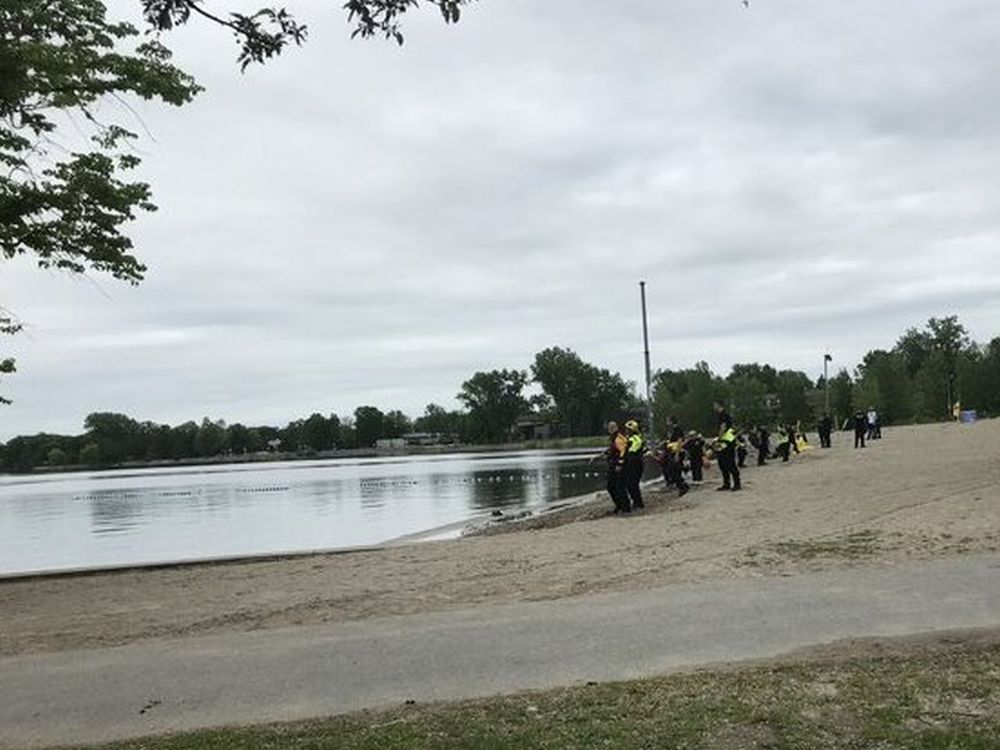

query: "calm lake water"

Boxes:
[0, 450, 605, 575]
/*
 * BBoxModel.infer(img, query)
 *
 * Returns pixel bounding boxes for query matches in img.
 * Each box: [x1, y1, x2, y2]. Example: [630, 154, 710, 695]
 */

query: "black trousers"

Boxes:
[607, 466, 629, 512]
[854, 430, 866, 449]
[689, 453, 703, 482]
[661, 456, 689, 492]
[757, 440, 769, 465]
[819, 429, 831, 448]
[718, 445, 741, 488]
[624, 458, 644, 509]
[775, 442, 790, 462]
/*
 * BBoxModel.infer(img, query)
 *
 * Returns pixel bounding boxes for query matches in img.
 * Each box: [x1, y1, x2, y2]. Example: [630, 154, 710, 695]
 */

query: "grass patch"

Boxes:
[72, 632, 1000, 750]
[765, 530, 882, 562]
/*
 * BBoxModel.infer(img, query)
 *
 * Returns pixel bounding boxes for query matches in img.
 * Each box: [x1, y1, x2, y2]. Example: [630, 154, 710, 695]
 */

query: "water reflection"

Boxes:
[89, 495, 143, 536]
[0, 451, 604, 574]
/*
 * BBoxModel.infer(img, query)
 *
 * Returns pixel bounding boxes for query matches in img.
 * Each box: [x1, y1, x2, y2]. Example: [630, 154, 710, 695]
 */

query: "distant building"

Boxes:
[375, 438, 406, 451]
[512, 416, 552, 441]
[402, 432, 442, 446]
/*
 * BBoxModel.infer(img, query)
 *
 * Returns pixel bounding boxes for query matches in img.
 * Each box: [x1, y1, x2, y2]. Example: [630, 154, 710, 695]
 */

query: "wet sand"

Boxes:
[2, 420, 998, 656]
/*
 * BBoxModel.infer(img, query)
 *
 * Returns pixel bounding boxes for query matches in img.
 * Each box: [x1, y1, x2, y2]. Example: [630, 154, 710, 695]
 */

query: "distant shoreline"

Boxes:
[3, 437, 606, 477]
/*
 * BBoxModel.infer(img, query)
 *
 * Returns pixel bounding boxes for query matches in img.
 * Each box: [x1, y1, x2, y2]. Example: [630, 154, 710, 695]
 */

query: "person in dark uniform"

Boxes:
[818, 413, 833, 448]
[853, 410, 867, 449]
[787, 422, 800, 454]
[774, 425, 792, 462]
[657, 417, 689, 496]
[736, 433, 748, 468]
[665, 415, 684, 443]
[713, 401, 741, 491]
[622, 419, 646, 511]
[755, 425, 770, 465]
[683, 430, 705, 484]
[591, 420, 630, 512]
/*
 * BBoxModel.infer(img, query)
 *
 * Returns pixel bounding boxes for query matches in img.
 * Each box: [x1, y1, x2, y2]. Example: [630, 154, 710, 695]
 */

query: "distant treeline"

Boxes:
[2, 317, 997, 472]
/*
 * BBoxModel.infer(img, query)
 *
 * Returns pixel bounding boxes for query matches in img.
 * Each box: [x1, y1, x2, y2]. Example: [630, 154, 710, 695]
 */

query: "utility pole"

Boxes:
[823, 353, 832, 415]
[639, 281, 654, 435]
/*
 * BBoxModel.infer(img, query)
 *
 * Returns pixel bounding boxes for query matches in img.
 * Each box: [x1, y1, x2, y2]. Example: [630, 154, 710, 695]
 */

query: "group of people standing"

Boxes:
[598, 402, 873, 515]
[597, 402, 741, 515]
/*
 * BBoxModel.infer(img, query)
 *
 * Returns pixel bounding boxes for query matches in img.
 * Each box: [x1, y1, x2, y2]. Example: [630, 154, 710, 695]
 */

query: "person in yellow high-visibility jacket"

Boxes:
[592, 420, 630, 513]
[713, 401, 742, 491]
[623, 419, 646, 511]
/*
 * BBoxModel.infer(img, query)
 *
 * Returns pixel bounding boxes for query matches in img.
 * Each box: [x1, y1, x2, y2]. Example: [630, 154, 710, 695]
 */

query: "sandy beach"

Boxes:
[2, 420, 998, 657]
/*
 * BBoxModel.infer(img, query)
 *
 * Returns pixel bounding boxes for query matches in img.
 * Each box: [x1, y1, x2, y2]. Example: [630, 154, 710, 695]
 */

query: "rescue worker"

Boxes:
[818, 413, 833, 448]
[788, 423, 801, 454]
[683, 430, 705, 484]
[713, 401, 741, 491]
[623, 419, 646, 511]
[853, 410, 867, 449]
[657, 418, 689, 496]
[755, 425, 770, 465]
[774, 425, 792, 462]
[591, 420, 630, 513]
[736, 433, 748, 468]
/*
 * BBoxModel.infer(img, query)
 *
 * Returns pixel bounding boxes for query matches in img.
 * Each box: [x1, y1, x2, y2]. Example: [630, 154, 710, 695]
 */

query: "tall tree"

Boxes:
[382, 410, 412, 438]
[193, 418, 227, 456]
[353, 405, 386, 447]
[300, 412, 334, 451]
[531, 347, 590, 437]
[1, 0, 468, 404]
[413, 403, 466, 439]
[1, 0, 201, 402]
[829, 369, 854, 426]
[727, 374, 770, 428]
[652, 362, 728, 435]
[84, 412, 141, 464]
[855, 350, 911, 424]
[141, 0, 472, 63]
[532, 347, 635, 436]
[774, 370, 814, 424]
[457, 369, 529, 443]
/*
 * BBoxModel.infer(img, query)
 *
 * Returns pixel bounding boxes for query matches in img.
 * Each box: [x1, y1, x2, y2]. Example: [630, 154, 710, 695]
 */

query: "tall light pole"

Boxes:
[639, 281, 654, 434]
[823, 353, 832, 414]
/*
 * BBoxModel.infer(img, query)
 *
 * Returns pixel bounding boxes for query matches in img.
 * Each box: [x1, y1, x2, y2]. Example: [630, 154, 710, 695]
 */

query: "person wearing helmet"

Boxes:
[623, 419, 647, 511]
[591, 420, 630, 513]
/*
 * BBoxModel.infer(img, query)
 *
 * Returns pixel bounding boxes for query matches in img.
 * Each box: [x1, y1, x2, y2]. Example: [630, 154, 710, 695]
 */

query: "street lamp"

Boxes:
[639, 281, 654, 435]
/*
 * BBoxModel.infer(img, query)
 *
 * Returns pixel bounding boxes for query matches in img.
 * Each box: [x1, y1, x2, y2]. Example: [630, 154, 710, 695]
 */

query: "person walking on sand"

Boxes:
[713, 401, 741, 491]
[622, 419, 647, 511]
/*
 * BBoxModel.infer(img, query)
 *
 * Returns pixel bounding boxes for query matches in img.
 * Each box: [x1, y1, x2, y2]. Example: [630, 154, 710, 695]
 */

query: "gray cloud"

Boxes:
[4, 0, 1000, 438]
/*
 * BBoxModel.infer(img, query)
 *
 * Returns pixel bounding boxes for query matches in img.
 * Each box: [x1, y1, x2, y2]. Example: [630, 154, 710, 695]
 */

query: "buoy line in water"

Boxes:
[72, 473, 607, 500]
[357, 471, 605, 489]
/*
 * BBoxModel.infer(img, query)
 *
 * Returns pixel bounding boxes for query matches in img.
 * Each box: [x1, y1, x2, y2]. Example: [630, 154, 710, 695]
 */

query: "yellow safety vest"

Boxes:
[627, 434, 646, 455]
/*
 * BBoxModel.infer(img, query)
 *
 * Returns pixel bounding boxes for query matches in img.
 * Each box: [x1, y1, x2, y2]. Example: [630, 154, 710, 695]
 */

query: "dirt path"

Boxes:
[2, 420, 998, 656]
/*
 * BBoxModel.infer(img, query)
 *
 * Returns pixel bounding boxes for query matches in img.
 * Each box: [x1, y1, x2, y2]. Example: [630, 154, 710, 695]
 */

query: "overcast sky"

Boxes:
[4, 0, 1000, 439]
